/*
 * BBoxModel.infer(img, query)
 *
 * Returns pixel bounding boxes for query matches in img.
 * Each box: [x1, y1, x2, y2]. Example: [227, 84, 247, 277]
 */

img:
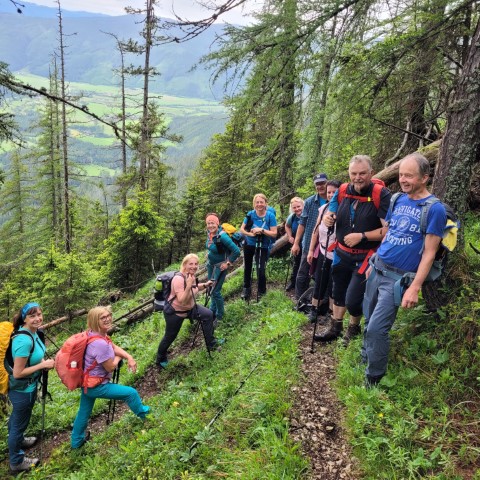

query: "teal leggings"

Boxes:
[207, 265, 227, 319]
[71, 382, 149, 448]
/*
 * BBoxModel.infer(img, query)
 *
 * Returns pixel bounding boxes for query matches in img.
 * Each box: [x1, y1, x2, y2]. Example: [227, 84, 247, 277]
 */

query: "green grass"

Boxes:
[335, 237, 480, 480]
[2, 249, 477, 478]
[14, 72, 225, 113]
[0, 268, 309, 479]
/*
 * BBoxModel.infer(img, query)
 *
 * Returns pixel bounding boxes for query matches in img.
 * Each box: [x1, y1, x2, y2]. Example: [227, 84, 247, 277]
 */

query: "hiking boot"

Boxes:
[139, 406, 151, 419]
[209, 338, 225, 351]
[241, 288, 251, 300]
[10, 457, 39, 472]
[157, 360, 169, 369]
[365, 374, 383, 389]
[314, 318, 343, 342]
[300, 303, 313, 315]
[307, 308, 318, 324]
[21, 436, 38, 448]
[285, 282, 295, 292]
[316, 313, 331, 328]
[342, 323, 361, 347]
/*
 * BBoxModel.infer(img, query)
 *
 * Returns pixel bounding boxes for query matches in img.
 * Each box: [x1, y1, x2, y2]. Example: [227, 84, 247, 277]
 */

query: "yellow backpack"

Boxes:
[0, 322, 14, 395]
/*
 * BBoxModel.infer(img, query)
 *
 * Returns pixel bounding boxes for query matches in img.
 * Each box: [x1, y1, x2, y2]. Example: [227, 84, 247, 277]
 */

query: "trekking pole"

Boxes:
[247, 241, 258, 305]
[106, 359, 122, 425]
[39, 369, 49, 463]
[255, 234, 263, 303]
[284, 253, 293, 290]
[192, 286, 212, 359]
[190, 279, 215, 349]
[311, 227, 334, 354]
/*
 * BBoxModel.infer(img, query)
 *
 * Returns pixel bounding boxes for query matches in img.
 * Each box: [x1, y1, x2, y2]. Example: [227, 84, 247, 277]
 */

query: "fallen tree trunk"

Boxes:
[124, 303, 155, 325]
[270, 233, 290, 257]
[42, 309, 88, 330]
[375, 140, 441, 185]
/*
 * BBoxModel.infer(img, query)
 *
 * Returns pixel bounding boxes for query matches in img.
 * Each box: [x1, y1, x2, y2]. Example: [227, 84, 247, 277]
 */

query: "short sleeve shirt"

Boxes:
[316, 204, 337, 260]
[243, 210, 277, 248]
[299, 194, 328, 249]
[378, 194, 446, 271]
[11, 328, 46, 392]
[286, 213, 301, 237]
[84, 333, 114, 382]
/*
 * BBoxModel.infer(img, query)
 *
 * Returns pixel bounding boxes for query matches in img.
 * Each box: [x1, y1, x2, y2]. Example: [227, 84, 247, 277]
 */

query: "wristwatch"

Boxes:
[361, 232, 367, 241]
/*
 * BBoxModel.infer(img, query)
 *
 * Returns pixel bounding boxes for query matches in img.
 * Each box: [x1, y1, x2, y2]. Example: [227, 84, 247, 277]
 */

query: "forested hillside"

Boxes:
[0, 0, 479, 478]
[0, 2, 228, 99]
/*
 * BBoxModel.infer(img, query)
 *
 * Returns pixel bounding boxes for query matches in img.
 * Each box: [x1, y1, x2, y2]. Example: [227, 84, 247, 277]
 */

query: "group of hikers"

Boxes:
[155, 151, 448, 389]
[5, 151, 449, 473]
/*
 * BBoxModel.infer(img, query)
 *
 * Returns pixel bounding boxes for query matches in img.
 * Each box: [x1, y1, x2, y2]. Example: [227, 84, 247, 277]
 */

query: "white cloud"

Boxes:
[25, 0, 259, 25]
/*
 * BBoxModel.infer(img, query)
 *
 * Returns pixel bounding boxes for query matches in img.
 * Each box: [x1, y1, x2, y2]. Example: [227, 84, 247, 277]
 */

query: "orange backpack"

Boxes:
[55, 331, 112, 392]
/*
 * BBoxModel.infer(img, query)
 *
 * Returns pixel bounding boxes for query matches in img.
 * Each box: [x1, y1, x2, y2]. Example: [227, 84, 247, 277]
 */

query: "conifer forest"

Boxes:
[0, 0, 479, 478]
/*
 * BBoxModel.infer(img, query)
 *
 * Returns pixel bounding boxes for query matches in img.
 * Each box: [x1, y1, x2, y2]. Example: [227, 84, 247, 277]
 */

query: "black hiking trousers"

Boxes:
[156, 305, 215, 363]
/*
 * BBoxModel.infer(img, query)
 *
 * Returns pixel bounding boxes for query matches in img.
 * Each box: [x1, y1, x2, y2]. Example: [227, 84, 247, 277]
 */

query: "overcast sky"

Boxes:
[24, 0, 259, 24]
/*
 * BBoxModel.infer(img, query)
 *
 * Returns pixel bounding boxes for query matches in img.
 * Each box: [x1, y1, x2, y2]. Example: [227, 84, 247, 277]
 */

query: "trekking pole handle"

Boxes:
[41, 369, 48, 399]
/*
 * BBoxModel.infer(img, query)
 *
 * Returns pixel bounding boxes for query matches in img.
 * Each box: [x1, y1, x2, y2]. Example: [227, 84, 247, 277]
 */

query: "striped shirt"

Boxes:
[299, 194, 328, 249]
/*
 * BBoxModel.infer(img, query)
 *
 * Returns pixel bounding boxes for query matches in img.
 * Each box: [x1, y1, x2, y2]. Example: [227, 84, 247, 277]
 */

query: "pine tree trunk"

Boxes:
[423, 18, 480, 309]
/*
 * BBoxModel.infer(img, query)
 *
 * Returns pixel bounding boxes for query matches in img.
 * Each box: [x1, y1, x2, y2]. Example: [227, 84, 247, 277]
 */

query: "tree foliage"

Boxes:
[99, 192, 172, 291]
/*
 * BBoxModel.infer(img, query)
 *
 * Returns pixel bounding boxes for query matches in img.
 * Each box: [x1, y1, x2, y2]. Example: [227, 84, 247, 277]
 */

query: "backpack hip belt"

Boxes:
[329, 241, 377, 275]
[369, 255, 415, 306]
[336, 242, 371, 255]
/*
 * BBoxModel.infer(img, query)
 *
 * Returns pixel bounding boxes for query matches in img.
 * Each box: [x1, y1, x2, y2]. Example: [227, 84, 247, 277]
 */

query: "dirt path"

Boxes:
[14, 293, 360, 479]
[289, 322, 359, 479]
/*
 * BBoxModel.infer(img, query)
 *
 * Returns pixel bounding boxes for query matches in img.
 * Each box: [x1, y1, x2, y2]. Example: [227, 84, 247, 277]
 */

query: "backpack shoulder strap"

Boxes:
[419, 196, 440, 236]
[337, 183, 349, 204]
[7, 330, 38, 370]
[388, 192, 403, 218]
[371, 183, 383, 210]
[170, 272, 186, 299]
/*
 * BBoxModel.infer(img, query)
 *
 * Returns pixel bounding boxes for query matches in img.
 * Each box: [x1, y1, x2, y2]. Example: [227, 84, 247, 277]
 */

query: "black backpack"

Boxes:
[153, 271, 185, 312]
[4, 329, 45, 390]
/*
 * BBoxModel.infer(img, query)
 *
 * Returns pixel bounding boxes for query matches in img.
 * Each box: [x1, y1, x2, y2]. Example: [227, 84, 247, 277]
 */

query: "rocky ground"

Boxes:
[289, 321, 359, 479]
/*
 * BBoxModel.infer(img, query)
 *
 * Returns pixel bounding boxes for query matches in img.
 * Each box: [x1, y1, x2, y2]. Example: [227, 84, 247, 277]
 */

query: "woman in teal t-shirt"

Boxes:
[240, 193, 277, 300]
[8, 302, 55, 473]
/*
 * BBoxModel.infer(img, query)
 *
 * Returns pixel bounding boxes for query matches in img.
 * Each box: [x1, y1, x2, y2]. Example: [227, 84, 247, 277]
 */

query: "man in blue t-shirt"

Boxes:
[362, 153, 446, 387]
[291, 173, 328, 300]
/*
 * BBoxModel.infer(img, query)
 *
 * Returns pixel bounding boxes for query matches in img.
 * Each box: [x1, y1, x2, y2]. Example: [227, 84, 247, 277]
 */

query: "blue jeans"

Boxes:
[207, 264, 227, 319]
[8, 388, 37, 466]
[362, 268, 399, 378]
[71, 383, 149, 448]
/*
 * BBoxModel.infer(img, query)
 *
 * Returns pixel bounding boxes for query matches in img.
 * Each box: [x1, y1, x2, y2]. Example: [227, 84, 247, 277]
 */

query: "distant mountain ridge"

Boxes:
[0, 3, 229, 101]
[0, 1, 109, 18]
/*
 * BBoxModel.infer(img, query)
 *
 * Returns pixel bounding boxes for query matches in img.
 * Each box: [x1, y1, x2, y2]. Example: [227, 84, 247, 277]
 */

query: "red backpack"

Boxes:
[337, 179, 385, 210]
[55, 331, 112, 392]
